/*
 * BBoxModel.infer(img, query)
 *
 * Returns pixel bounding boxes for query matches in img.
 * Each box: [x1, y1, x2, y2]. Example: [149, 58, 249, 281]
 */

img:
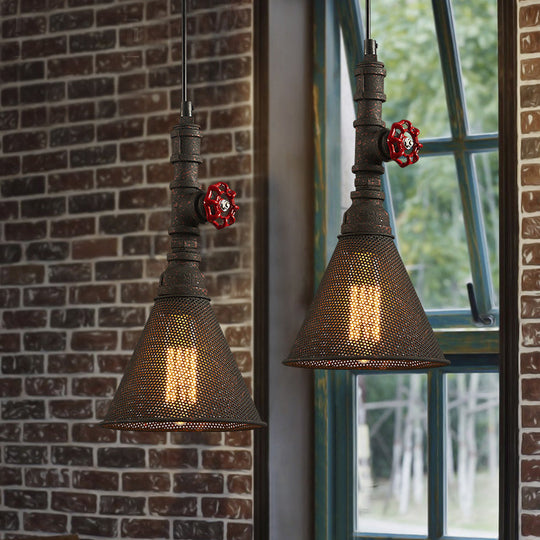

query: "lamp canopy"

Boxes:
[285, 42, 448, 370]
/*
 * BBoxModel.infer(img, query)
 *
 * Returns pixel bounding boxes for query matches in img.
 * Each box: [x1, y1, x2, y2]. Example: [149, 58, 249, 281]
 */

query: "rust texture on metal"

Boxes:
[157, 114, 209, 299]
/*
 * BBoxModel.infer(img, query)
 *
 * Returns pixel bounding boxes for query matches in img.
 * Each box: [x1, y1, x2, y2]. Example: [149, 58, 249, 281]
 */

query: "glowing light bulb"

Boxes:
[164, 315, 198, 405]
[348, 253, 381, 344]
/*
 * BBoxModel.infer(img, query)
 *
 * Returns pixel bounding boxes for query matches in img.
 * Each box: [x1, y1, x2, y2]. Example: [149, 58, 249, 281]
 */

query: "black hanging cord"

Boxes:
[181, 0, 192, 116]
[365, 0, 377, 56]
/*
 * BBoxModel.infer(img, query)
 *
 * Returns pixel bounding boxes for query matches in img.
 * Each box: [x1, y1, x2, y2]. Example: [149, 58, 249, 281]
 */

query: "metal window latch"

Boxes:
[466, 282, 495, 326]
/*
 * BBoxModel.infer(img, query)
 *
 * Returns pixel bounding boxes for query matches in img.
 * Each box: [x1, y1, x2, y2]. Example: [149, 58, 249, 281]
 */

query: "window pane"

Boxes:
[474, 152, 499, 305]
[389, 155, 471, 310]
[360, 0, 451, 139]
[355, 373, 428, 535]
[446, 372, 499, 537]
[452, 0, 498, 134]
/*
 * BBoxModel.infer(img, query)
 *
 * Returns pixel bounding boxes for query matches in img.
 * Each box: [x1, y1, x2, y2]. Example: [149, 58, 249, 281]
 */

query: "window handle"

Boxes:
[466, 282, 495, 326]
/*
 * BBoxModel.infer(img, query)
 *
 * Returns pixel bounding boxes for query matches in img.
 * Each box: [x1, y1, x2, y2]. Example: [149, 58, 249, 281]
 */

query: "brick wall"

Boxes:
[0, 1, 257, 539]
[520, 1, 540, 538]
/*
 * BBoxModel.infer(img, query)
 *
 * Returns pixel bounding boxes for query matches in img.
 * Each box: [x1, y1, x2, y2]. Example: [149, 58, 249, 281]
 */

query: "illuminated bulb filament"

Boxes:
[349, 285, 381, 342]
[165, 347, 198, 404]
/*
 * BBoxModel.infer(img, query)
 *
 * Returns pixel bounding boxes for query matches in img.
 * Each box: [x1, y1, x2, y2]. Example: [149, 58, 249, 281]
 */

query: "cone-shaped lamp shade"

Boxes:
[101, 296, 265, 431]
[285, 234, 448, 369]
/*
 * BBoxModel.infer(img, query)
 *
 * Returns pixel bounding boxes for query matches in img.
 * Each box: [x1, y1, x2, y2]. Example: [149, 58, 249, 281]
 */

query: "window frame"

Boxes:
[312, 0, 518, 539]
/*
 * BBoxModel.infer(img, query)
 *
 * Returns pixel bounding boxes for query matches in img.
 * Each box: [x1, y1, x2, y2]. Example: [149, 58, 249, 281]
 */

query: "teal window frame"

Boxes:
[313, 1, 500, 539]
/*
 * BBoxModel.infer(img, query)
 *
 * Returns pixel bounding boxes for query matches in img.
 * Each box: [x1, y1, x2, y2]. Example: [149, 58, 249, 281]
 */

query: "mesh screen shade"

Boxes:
[285, 234, 448, 369]
[102, 296, 264, 431]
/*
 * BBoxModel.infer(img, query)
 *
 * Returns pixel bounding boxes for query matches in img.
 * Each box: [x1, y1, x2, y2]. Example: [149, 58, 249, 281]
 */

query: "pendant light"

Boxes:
[101, 1, 265, 431]
[285, 2, 448, 370]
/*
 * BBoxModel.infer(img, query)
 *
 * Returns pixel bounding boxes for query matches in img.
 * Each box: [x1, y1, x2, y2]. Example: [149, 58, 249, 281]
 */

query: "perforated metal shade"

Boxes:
[285, 234, 448, 369]
[101, 296, 265, 431]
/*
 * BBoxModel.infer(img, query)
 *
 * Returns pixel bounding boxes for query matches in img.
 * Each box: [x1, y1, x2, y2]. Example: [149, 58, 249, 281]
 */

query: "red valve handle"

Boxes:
[203, 182, 239, 230]
[387, 119, 423, 168]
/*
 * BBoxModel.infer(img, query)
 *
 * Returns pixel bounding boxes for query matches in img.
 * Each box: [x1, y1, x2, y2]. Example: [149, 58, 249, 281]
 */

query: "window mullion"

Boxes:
[428, 369, 446, 540]
[431, 0, 495, 318]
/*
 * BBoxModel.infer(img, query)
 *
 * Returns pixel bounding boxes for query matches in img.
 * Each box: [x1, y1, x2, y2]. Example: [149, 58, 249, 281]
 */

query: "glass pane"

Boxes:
[446, 372, 499, 537]
[355, 373, 428, 535]
[389, 155, 471, 310]
[475, 152, 499, 305]
[359, 0, 451, 139]
[452, 0, 498, 134]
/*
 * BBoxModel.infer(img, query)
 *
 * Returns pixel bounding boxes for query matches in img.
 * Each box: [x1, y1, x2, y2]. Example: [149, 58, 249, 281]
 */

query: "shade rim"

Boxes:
[100, 417, 267, 431]
[284, 354, 449, 370]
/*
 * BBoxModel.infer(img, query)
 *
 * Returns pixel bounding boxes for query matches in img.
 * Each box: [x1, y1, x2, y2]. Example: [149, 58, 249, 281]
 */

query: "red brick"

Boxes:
[227, 474, 252, 494]
[523, 243, 540, 266]
[120, 140, 169, 161]
[521, 31, 540, 54]
[3, 131, 46, 153]
[51, 217, 95, 237]
[225, 326, 251, 347]
[71, 145, 116, 168]
[522, 459, 540, 481]
[3, 310, 46, 329]
[49, 263, 92, 283]
[2, 354, 43, 374]
[72, 515, 118, 537]
[98, 118, 144, 141]
[25, 377, 66, 396]
[22, 150, 67, 173]
[119, 73, 147, 93]
[72, 331, 117, 351]
[42, 393, 88, 420]
[146, 448, 197, 469]
[24, 332, 66, 351]
[0, 264, 45, 285]
[523, 514, 540, 536]
[521, 5, 540, 27]
[5, 445, 47, 464]
[70, 284, 116, 304]
[47, 353, 93, 374]
[73, 470, 119, 491]
[118, 92, 168, 115]
[0, 334, 20, 353]
[96, 260, 143, 280]
[69, 192, 114, 214]
[22, 35, 66, 58]
[99, 213, 149, 236]
[0, 289, 20, 308]
[97, 165, 143, 187]
[72, 423, 117, 444]
[52, 491, 96, 513]
[148, 496, 197, 516]
[49, 170, 93, 194]
[121, 282, 157, 303]
[96, 51, 142, 73]
[171, 431, 223, 446]
[116, 429, 165, 444]
[211, 105, 251, 128]
[2, 399, 44, 420]
[100, 495, 146, 515]
[97, 354, 129, 373]
[2, 175, 45, 197]
[98, 447, 145, 468]
[173, 473, 223, 494]
[202, 497, 252, 519]
[4, 220, 47, 242]
[123, 235, 152, 255]
[146, 162, 171, 183]
[2, 15, 46, 37]
[98, 306, 146, 327]
[202, 450, 251, 470]
[0, 156, 20, 176]
[21, 196, 65, 218]
[97, 3, 143, 25]
[23, 422, 68, 442]
[68, 76, 114, 99]
[72, 376, 116, 396]
[72, 238, 117, 259]
[23, 286, 66, 306]
[523, 323, 540, 347]
[50, 9, 93, 31]
[0, 467, 22, 486]
[121, 329, 142, 350]
[121, 518, 170, 538]
[23, 512, 67, 533]
[26, 241, 69, 261]
[25, 468, 69, 488]
[173, 520, 223, 539]
[22, 106, 47, 127]
[522, 58, 540, 81]
[123, 472, 170, 492]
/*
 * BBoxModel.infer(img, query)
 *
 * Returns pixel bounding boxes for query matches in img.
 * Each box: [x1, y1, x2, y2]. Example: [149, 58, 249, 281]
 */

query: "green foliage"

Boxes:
[362, 0, 499, 311]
